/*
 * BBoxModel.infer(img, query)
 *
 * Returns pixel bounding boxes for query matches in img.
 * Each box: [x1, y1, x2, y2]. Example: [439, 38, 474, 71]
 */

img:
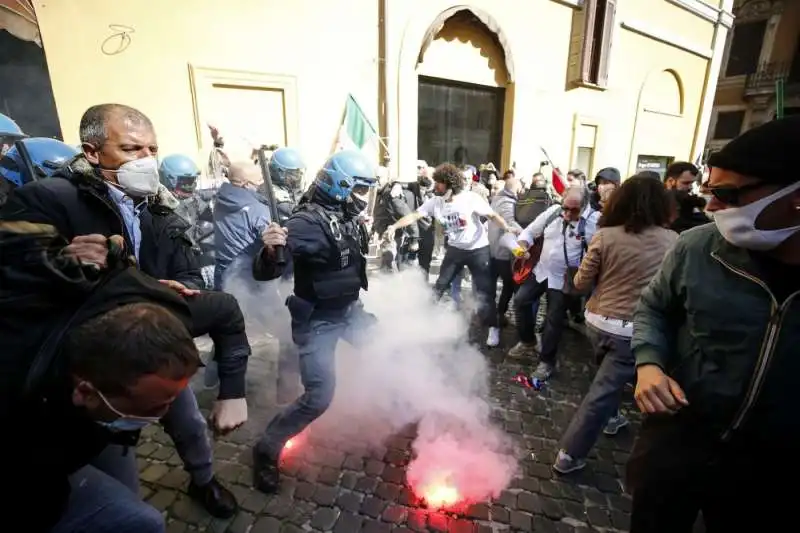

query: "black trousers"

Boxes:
[514, 278, 571, 364]
[185, 290, 250, 400]
[490, 258, 516, 318]
[418, 225, 435, 274]
[628, 413, 798, 533]
[434, 245, 498, 327]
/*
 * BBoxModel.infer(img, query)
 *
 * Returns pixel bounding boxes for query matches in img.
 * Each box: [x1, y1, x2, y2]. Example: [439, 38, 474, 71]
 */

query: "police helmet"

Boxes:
[314, 150, 377, 203]
[159, 154, 201, 197]
[0, 137, 79, 187]
[0, 113, 24, 138]
[269, 147, 306, 191]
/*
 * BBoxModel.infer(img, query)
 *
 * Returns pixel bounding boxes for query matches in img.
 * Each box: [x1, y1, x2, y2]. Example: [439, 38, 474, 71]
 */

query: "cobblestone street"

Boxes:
[137, 318, 639, 533]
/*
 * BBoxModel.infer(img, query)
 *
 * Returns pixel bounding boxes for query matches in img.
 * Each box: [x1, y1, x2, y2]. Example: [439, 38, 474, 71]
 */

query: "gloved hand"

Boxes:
[209, 398, 248, 436]
[408, 239, 419, 252]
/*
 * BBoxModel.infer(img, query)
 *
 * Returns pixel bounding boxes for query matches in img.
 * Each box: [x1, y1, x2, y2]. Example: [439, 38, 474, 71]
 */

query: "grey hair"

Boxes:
[79, 103, 154, 145]
[563, 185, 588, 209]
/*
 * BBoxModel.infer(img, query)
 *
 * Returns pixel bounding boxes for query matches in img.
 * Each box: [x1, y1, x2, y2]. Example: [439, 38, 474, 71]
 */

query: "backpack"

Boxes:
[515, 188, 552, 227]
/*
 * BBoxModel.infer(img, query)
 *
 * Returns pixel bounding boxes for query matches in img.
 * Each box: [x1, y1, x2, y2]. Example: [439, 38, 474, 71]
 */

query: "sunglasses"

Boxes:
[708, 182, 767, 206]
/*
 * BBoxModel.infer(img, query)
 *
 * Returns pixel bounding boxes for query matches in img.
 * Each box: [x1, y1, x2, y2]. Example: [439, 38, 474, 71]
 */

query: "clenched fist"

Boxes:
[261, 223, 288, 249]
[63, 234, 124, 269]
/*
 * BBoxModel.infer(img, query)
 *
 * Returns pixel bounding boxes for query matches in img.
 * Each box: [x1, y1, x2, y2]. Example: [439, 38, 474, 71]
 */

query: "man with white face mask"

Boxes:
[0, 103, 242, 519]
[628, 116, 800, 533]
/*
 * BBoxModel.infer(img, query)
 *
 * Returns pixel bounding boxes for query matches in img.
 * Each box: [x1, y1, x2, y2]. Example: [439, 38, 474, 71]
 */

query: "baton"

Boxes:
[256, 145, 287, 266]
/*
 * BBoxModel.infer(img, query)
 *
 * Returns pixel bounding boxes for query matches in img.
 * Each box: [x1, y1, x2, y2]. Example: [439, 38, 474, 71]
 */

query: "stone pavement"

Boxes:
[136, 322, 640, 533]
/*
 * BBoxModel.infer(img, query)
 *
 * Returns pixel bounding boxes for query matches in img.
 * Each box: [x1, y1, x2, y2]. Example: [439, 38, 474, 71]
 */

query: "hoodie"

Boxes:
[213, 182, 271, 289]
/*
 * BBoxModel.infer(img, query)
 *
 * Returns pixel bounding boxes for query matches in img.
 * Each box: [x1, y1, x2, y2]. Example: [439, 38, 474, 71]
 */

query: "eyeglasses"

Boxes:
[563, 206, 581, 214]
[708, 182, 768, 206]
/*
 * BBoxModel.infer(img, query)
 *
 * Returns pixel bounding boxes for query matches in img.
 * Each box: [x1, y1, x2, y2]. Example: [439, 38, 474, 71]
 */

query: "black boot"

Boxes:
[187, 476, 238, 518]
[253, 448, 281, 494]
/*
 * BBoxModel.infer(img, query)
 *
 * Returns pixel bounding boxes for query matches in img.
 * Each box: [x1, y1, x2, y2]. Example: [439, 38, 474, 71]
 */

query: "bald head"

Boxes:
[79, 104, 154, 146]
[228, 161, 263, 188]
[504, 175, 521, 195]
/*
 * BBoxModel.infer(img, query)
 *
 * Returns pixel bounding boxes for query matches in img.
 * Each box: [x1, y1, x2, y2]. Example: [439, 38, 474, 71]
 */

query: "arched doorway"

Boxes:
[416, 10, 509, 169]
[395, 5, 514, 178]
[629, 68, 686, 178]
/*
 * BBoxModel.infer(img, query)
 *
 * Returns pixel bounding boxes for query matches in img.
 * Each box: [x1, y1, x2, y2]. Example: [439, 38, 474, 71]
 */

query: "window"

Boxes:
[713, 111, 745, 139]
[567, 0, 617, 88]
[725, 20, 767, 77]
[636, 155, 674, 180]
[417, 76, 504, 168]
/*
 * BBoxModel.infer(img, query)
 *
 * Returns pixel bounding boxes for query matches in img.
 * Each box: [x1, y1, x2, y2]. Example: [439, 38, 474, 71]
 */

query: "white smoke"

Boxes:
[318, 269, 518, 505]
[225, 266, 519, 505]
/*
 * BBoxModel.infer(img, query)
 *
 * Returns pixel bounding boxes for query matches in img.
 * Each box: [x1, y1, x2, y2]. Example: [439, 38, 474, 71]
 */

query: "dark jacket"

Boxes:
[0, 156, 204, 289]
[0, 220, 193, 532]
[373, 182, 419, 238]
[633, 224, 800, 441]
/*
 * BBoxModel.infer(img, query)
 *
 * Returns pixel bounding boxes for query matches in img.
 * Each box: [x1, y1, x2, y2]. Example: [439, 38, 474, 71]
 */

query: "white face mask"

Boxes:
[109, 156, 160, 197]
[713, 181, 800, 251]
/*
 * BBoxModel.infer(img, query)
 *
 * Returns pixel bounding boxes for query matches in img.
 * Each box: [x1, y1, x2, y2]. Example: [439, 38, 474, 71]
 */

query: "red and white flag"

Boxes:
[551, 167, 568, 195]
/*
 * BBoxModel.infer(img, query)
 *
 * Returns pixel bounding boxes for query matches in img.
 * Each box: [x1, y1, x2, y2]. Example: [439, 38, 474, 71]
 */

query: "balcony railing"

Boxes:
[745, 61, 800, 97]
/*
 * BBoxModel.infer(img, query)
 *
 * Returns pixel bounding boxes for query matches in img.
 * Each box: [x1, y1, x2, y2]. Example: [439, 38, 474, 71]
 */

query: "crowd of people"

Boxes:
[0, 105, 799, 533]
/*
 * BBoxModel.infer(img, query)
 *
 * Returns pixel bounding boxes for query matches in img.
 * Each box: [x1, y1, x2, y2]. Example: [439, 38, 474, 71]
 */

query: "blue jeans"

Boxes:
[559, 324, 635, 459]
[92, 387, 214, 488]
[450, 268, 465, 303]
[49, 466, 164, 533]
[256, 301, 375, 459]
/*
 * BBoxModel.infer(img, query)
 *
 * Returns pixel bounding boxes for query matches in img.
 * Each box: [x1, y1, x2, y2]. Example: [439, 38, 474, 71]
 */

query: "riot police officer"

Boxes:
[266, 146, 306, 225]
[0, 112, 25, 156]
[159, 154, 216, 288]
[0, 137, 79, 205]
[251, 149, 377, 493]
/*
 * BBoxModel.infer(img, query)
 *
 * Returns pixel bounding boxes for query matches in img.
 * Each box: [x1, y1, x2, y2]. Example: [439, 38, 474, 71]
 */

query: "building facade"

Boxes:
[707, 0, 800, 153]
[25, 0, 733, 182]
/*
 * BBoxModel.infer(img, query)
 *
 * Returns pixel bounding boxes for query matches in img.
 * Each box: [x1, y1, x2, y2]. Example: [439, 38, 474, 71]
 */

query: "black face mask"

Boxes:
[344, 194, 368, 219]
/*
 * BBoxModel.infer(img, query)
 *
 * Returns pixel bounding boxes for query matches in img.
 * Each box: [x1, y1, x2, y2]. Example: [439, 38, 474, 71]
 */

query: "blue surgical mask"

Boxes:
[98, 416, 157, 433]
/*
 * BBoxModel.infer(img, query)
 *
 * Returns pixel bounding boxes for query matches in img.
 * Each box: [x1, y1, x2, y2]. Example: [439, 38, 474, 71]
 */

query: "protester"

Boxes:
[489, 175, 524, 333]
[0, 223, 201, 532]
[591, 167, 621, 211]
[663, 161, 699, 191]
[510, 186, 600, 379]
[386, 163, 517, 347]
[629, 116, 800, 532]
[552, 176, 676, 474]
[0, 103, 240, 517]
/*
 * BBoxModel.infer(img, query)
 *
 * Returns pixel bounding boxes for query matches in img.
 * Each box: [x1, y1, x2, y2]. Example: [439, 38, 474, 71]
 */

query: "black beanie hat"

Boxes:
[707, 115, 800, 184]
[595, 167, 621, 185]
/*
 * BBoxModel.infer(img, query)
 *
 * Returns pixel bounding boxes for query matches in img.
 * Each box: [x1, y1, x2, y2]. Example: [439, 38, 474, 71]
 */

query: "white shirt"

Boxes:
[418, 191, 493, 250]
[518, 204, 599, 291]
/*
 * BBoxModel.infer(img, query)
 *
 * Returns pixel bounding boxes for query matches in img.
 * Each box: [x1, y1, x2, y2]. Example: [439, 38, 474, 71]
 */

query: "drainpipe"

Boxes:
[378, 0, 390, 168]
[690, 0, 735, 163]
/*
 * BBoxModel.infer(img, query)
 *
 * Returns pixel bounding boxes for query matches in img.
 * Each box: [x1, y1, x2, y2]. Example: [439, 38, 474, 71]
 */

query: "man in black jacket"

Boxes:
[0, 104, 240, 517]
[0, 221, 201, 532]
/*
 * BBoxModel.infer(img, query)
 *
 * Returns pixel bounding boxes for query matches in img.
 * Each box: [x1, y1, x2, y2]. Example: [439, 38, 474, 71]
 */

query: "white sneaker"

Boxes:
[486, 327, 501, 347]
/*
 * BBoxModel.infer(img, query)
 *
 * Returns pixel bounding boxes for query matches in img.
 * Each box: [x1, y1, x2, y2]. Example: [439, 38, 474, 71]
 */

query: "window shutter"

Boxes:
[596, 0, 617, 87]
[567, 1, 597, 85]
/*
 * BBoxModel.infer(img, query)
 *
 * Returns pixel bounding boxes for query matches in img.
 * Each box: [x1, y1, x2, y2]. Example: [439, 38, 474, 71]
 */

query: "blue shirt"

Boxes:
[106, 184, 145, 260]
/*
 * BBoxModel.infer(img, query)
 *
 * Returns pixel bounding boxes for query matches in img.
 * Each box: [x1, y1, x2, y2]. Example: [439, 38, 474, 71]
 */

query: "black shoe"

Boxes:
[253, 448, 281, 494]
[188, 476, 238, 518]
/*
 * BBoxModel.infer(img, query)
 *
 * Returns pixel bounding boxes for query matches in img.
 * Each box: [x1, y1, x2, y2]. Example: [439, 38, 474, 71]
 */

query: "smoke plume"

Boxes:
[319, 269, 518, 505]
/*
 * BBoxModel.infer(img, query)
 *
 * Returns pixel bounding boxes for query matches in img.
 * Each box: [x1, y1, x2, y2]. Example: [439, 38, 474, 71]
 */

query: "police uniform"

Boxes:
[252, 150, 377, 494]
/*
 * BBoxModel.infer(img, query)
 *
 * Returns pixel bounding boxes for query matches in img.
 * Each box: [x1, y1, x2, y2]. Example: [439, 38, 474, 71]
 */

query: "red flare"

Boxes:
[421, 482, 460, 509]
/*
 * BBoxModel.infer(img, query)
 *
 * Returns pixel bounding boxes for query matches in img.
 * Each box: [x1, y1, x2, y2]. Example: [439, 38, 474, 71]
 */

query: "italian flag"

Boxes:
[336, 94, 380, 163]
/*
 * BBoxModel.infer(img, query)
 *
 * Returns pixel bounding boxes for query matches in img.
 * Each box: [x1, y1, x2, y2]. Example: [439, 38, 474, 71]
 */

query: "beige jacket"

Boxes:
[574, 225, 677, 321]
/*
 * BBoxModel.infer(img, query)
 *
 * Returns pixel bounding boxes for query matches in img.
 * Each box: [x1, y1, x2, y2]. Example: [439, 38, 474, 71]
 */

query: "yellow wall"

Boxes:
[34, 0, 378, 173]
[35, 0, 719, 181]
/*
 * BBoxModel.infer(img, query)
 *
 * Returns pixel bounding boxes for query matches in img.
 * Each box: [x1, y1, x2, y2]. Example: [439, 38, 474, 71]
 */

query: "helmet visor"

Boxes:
[175, 175, 198, 197]
[281, 168, 305, 190]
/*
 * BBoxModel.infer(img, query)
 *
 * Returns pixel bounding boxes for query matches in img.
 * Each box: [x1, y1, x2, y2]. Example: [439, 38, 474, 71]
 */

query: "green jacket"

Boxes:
[632, 223, 800, 440]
